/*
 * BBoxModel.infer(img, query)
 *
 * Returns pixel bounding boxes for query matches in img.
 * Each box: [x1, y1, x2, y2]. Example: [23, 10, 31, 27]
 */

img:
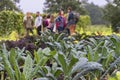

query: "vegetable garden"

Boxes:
[0, 11, 120, 80]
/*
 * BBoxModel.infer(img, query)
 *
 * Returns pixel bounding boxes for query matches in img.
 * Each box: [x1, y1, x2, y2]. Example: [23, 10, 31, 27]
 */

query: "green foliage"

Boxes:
[0, 11, 23, 36]
[0, 45, 53, 80]
[76, 15, 91, 32]
[104, 0, 120, 32]
[38, 31, 104, 79]
[44, 0, 87, 14]
[0, 44, 15, 80]
[0, 0, 20, 11]
[9, 49, 21, 80]
[85, 3, 108, 25]
[23, 55, 33, 80]
[1, 30, 120, 79]
[57, 53, 103, 80]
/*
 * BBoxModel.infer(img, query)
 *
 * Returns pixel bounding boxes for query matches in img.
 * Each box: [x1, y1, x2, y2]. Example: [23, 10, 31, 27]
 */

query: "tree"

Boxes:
[43, 0, 87, 14]
[104, 0, 120, 32]
[14, 0, 20, 3]
[0, 0, 20, 11]
[84, 3, 108, 25]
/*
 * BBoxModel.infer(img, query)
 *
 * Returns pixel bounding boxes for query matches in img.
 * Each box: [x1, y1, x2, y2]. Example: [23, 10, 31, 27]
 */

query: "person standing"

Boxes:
[47, 15, 55, 32]
[55, 10, 66, 33]
[35, 11, 43, 35]
[42, 15, 48, 32]
[23, 12, 34, 36]
[67, 7, 76, 35]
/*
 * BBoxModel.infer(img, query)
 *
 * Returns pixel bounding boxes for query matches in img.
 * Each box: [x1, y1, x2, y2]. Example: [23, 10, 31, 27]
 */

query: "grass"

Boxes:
[0, 29, 38, 41]
[76, 25, 112, 35]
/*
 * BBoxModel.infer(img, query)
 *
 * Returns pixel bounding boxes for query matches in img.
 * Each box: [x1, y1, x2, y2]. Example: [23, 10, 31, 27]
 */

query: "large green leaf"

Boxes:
[54, 68, 63, 78]
[56, 33, 65, 42]
[88, 38, 98, 46]
[23, 55, 33, 80]
[44, 50, 56, 57]
[105, 53, 113, 68]
[9, 48, 21, 80]
[71, 58, 88, 74]
[1, 44, 15, 80]
[34, 50, 40, 64]
[58, 53, 68, 76]
[73, 62, 103, 80]
[39, 57, 49, 66]
[34, 48, 50, 66]
[68, 55, 78, 76]
[86, 45, 93, 61]
[32, 48, 51, 78]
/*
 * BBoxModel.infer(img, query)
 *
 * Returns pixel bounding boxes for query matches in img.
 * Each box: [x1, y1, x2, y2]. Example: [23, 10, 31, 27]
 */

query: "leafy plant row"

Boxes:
[0, 31, 120, 80]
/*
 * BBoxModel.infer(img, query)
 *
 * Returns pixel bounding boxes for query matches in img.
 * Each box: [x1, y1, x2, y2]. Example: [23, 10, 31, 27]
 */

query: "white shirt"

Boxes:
[35, 16, 42, 28]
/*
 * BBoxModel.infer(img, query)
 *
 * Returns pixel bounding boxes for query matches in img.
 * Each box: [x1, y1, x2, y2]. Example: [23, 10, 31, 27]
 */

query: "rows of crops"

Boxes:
[0, 10, 120, 80]
[0, 30, 119, 80]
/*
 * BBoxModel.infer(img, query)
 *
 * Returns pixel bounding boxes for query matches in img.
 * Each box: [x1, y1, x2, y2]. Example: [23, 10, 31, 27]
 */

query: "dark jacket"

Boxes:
[67, 12, 75, 25]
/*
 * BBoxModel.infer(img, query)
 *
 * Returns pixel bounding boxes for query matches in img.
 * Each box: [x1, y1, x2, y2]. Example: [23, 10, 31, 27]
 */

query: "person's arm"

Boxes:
[23, 17, 26, 28]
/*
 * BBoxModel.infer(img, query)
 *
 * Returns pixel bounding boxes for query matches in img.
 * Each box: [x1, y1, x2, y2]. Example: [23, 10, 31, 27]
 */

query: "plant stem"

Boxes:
[100, 67, 110, 80]
[1, 71, 4, 80]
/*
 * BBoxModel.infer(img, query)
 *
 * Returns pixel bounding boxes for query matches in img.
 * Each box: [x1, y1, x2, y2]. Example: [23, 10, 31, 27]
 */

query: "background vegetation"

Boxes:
[0, 0, 120, 80]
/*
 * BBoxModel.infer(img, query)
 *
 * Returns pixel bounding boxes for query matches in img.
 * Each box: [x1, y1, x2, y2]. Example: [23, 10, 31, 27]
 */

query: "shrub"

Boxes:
[76, 15, 91, 32]
[0, 10, 23, 36]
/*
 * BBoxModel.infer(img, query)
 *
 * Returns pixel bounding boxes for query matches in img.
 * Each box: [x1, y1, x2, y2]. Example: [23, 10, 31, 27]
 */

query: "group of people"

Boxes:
[23, 7, 78, 36]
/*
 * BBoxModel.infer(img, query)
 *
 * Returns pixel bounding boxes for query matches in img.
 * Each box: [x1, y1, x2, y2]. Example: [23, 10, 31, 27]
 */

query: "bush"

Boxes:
[0, 10, 24, 36]
[76, 15, 91, 32]
[103, 3, 120, 33]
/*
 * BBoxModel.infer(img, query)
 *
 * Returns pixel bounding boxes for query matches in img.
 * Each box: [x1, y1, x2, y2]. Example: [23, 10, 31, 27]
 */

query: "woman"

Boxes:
[42, 15, 48, 32]
[55, 10, 66, 33]
[47, 15, 55, 32]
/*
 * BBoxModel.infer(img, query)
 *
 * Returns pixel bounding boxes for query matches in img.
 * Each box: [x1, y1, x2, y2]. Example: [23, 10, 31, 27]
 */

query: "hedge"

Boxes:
[0, 10, 24, 36]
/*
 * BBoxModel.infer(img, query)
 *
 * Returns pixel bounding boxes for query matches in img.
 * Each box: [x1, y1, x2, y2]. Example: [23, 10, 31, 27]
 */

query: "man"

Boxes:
[35, 11, 43, 35]
[67, 7, 76, 35]
[23, 12, 34, 36]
